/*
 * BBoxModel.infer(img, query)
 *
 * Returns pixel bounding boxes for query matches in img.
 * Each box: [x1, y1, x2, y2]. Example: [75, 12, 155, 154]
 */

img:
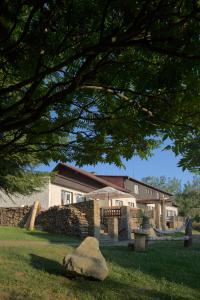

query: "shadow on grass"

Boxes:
[29, 254, 187, 300]
[29, 253, 100, 280]
[30, 253, 66, 276]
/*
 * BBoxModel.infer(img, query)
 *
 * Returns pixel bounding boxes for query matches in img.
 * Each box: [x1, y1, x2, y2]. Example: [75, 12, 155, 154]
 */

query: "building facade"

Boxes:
[0, 163, 177, 217]
[0, 164, 136, 209]
[97, 175, 178, 217]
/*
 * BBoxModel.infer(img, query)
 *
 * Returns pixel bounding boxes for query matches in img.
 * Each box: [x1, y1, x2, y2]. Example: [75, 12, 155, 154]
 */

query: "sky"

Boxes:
[38, 146, 194, 186]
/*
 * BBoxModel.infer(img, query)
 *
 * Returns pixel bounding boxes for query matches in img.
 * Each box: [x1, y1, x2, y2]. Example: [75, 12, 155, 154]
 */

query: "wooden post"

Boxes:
[184, 218, 193, 247]
[26, 201, 40, 231]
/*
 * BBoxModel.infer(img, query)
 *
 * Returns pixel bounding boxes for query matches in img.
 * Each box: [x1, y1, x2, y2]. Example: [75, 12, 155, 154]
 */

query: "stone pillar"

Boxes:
[150, 208, 156, 226]
[108, 217, 118, 241]
[120, 206, 131, 240]
[142, 216, 151, 231]
[133, 229, 148, 252]
[155, 203, 161, 229]
[171, 216, 177, 229]
[161, 200, 166, 230]
[93, 200, 100, 239]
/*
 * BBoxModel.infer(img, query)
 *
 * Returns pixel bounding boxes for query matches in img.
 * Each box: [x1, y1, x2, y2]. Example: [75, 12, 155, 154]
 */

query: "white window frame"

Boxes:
[61, 190, 73, 205]
[167, 210, 174, 217]
[128, 202, 135, 207]
[115, 200, 123, 206]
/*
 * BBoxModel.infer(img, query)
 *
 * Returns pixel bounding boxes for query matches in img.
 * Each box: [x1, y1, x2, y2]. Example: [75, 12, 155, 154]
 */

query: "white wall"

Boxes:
[85, 196, 137, 208]
[0, 181, 50, 210]
[49, 183, 86, 206]
[0, 179, 139, 211]
[112, 197, 136, 207]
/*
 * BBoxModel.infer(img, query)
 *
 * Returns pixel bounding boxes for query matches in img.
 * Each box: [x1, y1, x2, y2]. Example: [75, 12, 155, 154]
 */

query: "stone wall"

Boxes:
[0, 206, 31, 226]
[72, 200, 100, 237]
[118, 207, 143, 240]
[35, 205, 88, 238]
[35, 200, 100, 238]
[0, 200, 100, 239]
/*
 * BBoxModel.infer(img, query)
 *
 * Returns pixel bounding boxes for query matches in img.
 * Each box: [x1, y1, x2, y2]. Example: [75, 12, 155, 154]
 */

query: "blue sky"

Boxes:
[38, 147, 194, 185]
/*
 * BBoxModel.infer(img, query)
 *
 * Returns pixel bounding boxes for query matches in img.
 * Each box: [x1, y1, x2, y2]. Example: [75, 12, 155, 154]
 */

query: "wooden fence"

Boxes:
[100, 206, 122, 218]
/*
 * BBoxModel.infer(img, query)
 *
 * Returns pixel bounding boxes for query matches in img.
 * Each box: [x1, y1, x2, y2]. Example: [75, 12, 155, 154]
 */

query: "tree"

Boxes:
[141, 176, 182, 195]
[176, 176, 200, 217]
[0, 1, 200, 193]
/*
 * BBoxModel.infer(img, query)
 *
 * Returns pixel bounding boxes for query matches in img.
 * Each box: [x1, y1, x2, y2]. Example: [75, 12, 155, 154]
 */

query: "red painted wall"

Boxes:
[97, 176, 125, 188]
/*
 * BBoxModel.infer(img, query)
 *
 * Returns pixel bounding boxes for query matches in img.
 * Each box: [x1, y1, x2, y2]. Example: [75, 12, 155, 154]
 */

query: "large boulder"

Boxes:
[63, 237, 108, 280]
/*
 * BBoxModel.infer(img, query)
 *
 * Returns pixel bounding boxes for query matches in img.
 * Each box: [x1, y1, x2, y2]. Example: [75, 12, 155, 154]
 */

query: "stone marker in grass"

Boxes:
[184, 218, 193, 248]
[63, 236, 108, 281]
[133, 229, 149, 252]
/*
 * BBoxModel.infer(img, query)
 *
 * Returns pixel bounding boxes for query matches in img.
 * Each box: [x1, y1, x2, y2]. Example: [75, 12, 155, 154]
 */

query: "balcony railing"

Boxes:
[101, 206, 122, 217]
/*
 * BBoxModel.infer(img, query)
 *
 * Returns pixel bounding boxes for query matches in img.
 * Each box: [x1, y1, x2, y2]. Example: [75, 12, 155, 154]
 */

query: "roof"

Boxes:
[97, 175, 173, 196]
[86, 187, 133, 199]
[53, 163, 127, 192]
[136, 198, 172, 204]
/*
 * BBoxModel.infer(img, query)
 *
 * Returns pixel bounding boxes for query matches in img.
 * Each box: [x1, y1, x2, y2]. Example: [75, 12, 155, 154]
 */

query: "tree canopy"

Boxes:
[0, 0, 200, 193]
[141, 176, 182, 195]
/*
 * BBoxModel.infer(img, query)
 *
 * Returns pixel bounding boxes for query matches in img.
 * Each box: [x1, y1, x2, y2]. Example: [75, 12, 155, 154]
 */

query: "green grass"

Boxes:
[0, 226, 80, 243]
[192, 229, 200, 234]
[0, 227, 200, 300]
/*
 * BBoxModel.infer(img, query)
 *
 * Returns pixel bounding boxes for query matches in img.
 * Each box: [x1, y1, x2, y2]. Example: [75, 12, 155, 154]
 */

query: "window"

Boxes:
[115, 200, 123, 206]
[134, 184, 139, 194]
[156, 192, 159, 199]
[76, 194, 85, 203]
[128, 202, 135, 207]
[61, 190, 72, 205]
[167, 210, 174, 217]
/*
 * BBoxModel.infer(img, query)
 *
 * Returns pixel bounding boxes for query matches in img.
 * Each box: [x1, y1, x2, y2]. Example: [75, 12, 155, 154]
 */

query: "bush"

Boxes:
[192, 222, 200, 231]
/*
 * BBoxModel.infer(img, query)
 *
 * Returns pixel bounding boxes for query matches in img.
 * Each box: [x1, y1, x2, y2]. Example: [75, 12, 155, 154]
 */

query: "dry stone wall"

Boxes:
[0, 200, 100, 239]
[35, 205, 89, 238]
[72, 200, 100, 237]
[35, 200, 100, 238]
[0, 206, 31, 226]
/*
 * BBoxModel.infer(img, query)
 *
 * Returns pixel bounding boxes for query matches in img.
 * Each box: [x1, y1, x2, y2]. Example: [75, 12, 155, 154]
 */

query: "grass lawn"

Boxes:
[0, 226, 80, 243]
[0, 227, 200, 300]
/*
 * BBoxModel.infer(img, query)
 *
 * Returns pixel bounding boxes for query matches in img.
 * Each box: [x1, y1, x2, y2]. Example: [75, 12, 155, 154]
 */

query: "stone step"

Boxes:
[99, 234, 113, 242]
[100, 230, 109, 235]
